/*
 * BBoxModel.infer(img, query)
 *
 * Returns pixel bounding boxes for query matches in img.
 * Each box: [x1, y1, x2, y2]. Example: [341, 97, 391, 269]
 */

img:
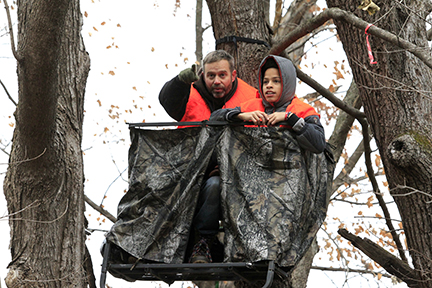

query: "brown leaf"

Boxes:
[333, 68, 344, 80]
[375, 154, 381, 167]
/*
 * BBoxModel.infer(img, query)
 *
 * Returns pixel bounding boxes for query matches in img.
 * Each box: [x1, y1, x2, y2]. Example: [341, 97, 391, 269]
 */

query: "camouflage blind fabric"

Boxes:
[106, 125, 335, 267]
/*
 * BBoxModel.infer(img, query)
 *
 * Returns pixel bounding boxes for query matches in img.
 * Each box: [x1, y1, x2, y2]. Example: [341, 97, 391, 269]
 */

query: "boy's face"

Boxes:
[203, 60, 237, 99]
[262, 68, 282, 103]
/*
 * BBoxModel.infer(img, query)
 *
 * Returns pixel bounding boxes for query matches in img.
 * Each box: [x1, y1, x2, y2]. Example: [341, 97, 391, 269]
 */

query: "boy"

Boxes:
[210, 55, 326, 153]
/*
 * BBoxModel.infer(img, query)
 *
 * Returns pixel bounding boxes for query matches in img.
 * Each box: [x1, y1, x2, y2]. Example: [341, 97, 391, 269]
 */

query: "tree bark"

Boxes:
[195, 0, 204, 63]
[3, 0, 90, 287]
[206, 0, 271, 87]
[325, 0, 432, 287]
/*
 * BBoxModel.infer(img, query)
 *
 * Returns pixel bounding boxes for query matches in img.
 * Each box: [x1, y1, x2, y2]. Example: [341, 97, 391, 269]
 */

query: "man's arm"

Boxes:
[158, 76, 191, 121]
[210, 107, 242, 122]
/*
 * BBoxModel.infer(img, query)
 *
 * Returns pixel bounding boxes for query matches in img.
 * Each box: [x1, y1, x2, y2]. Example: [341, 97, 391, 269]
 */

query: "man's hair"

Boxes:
[202, 50, 235, 73]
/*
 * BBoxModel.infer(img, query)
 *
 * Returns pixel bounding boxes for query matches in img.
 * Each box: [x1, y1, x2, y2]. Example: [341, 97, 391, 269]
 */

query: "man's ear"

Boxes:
[231, 70, 237, 81]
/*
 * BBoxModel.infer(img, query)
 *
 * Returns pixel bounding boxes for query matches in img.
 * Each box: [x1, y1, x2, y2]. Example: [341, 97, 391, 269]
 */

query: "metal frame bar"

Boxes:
[100, 241, 288, 287]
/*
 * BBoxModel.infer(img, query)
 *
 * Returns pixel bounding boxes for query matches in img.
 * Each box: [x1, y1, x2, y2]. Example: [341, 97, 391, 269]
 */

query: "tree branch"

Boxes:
[84, 195, 117, 223]
[0, 78, 17, 106]
[332, 139, 365, 193]
[327, 80, 362, 162]
[338, 228, 420, 286]
[311, 265, 394, 279]
[270, 7, 432, 69]
[3, 0, 22, 61]
[295, 67, 366, 119]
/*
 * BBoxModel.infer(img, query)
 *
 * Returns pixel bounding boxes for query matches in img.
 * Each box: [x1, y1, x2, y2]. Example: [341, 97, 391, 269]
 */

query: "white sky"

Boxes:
[0, 0, 407, 287]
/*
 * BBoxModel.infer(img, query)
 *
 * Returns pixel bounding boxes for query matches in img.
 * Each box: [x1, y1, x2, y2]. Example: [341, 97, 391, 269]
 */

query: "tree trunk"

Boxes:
[195, 0, 204, 63]
[325, 0, 432, 287]
[4, 0, 90, 287]
[206, 0, 271, 87]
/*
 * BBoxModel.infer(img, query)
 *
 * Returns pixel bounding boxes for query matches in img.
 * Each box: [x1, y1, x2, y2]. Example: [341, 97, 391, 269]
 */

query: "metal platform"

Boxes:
[100, 241, 289, 287]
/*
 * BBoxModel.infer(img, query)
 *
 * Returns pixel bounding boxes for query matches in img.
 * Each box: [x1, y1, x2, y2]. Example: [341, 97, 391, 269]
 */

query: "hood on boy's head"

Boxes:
[261, 58, 279, 83]
[257, 55, 297, 109]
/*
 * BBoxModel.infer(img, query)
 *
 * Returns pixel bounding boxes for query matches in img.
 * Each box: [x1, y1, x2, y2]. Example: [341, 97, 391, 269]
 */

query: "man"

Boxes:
[159, 50, 257, 122]
[159, 50, 257, 263]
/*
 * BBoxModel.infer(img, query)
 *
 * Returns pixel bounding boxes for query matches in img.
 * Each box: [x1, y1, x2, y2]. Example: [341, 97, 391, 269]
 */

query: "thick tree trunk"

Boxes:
[325, 0, 432, 287]
[3, 0, 90, 287]
[206, 0, 271, 87]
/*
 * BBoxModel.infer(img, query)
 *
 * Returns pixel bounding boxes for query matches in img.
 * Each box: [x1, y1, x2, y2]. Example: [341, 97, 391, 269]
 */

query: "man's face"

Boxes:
[203, 60, 237, 99]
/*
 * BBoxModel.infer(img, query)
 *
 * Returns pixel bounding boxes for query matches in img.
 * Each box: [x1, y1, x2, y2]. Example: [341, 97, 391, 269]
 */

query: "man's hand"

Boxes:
[178, 64, 199, 84]
[237, 111, 269, 125]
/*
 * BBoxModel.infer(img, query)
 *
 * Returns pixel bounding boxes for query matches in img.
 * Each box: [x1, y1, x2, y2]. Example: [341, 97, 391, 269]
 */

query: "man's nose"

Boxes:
[214, 76, 222, 84]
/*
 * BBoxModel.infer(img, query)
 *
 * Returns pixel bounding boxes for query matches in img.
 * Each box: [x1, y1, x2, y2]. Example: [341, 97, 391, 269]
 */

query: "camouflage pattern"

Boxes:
[106, 125, 334, 267]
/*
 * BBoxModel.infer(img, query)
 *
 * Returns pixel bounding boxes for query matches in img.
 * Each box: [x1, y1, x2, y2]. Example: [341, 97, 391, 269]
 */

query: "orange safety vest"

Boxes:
[241, 96, 320, 127]
[180, 78, 258, 123]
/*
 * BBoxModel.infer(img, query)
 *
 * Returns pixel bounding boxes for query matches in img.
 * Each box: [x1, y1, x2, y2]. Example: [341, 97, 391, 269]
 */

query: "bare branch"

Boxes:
[0, 148, 46, 166]
[9, 200, 68, 224]
[0, 200, 40, 220]
[311, 265, 394, 279]
[84, 195, 117, 223]
[332, 196, 392, 206]
[0, 144, 10, 156]
[332, 139, 365, 193]
[270, 7, 432, 69]
[338, 228, 420, 286]
[0, 78, 17, 106]
[391, 185, 432, 203]
[3, 0, 22, 61]
[327, 80, 363, 162]
[272, 0, 283, 30]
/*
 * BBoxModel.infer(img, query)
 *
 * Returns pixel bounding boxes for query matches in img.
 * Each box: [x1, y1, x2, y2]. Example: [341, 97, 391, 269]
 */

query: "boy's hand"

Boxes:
[238, 111, 269, 125]
[267, 112, 286, 126]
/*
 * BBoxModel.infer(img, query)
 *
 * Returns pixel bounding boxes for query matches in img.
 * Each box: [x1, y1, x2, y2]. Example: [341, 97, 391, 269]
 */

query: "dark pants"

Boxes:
[193, 176, 221, 236]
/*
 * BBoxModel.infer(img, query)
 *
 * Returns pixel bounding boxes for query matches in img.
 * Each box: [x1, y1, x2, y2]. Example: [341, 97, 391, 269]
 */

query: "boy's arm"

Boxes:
[290, 114, 326, 153]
